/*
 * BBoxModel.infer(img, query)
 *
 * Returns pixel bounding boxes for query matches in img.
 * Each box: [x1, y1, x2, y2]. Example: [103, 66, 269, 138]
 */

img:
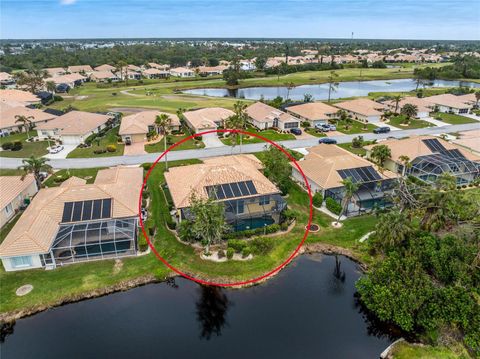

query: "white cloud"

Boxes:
[60, 0, 77, 5]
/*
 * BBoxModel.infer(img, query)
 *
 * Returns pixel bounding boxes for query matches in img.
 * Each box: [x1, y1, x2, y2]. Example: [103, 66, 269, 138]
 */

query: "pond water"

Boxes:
[183, 78, 480, 101]
[0, 255, 400, 359]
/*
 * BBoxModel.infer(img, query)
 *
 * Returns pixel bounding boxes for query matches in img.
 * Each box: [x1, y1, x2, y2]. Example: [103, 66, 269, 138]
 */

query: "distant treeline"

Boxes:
[415, 56, 480, 79]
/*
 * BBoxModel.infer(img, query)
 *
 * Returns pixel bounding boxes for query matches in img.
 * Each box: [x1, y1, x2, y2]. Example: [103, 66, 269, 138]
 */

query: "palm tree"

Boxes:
[475, 91, 480, 108]
[392, 95, 402, 114]
[46, 81, 56, 96]
[398, 155, 411, 177]
[18, 155, 52, 189]
[15, 115, 34, 139]
[155, 113, 172, 170]
[225, 101, 248, 152]
[116, 60, 128, 85]
[370, 144, 392, 168]
[400, 104, 418, 122]
[327, 71, 339, 102]
[284, 81, 296, 100]
[335, 177, 359, 224]
[374, 210, 412, 252]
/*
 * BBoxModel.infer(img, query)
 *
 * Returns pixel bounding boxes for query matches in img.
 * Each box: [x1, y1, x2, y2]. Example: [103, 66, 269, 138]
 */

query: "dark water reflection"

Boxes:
[1, 255, 399, 359]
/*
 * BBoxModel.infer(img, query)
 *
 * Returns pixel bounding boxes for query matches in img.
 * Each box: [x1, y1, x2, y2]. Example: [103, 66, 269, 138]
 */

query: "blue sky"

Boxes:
[1, 0, 479, 40]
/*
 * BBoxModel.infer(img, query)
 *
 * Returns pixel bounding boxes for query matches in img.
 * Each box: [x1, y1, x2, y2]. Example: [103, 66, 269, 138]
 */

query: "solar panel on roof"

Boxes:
[230, 183, 242, 197]
[101, 198, 112, 219]
[71, 202, 83, 222]
[82, 200, 93, 221]
[205, 181, 258, 200]
[215, 186, 226, 200]
[445, 149, 466, 159]
[62, 202, 74, 223]
[221, 184, 233, 198]
[338, 166, 382, 183]
[245, 180, 257, 195]
[92, 200, 102, 220]
[237, 181, 249, 196]
[422, 139, 447, 154]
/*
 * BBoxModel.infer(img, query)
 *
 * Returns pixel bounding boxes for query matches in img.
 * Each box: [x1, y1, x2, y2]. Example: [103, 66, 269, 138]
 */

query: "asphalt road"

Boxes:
[1, 123, 479, 169]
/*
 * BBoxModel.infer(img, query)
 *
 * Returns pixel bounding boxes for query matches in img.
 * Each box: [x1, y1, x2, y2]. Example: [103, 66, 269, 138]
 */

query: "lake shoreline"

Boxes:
[0, 243, 365, 325]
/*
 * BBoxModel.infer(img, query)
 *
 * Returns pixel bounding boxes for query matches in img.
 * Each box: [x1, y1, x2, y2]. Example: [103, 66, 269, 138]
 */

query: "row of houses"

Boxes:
[2, 132, 477, 272]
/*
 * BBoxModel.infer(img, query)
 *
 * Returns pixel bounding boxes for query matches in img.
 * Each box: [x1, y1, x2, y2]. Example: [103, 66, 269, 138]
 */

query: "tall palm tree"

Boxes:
[400, 104, 418, 122]
[475, 91, 480, 108]
[15, 115, 34, 139]
[225, 101, 248, 152]
[18, 156, 52, 189]
[399, 155, 411, 177]
[284, 81, 296, 100]
[392, 95, 402, 114]
[46, 81, 56, 96]
[327, 71, 339, 102]
[155, 113, 172, 170]
[375, 210, 412, 252]
[116, 60, 128, 85]
[336, 177, 359, 224]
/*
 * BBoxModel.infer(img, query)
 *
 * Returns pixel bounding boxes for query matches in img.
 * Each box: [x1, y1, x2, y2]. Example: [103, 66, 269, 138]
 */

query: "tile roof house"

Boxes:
[164, 155, 286, 231]
[0, 72, 15, 86]
[364, 136, 480, 184]
[334, 98, 388, 123]
[286, 102, 339, 126]
[452, 129, 480, 155]
[0, 175, 38, 229]
[45, 67, 67, 77]
[90, 71, 120, 82]
[94, 64, 116, 72]
[197, 65, 228, 76]
[49, 73, 87, 89]
[246, 102, 300, 130]
[119, 110, 181, 143]
[0, 89, 40, 107]
[383, 96, 433, 118]
[0, 106, 58, 135]
[183, 107, 234, 133]
[67, 65, 94, 74]
[291, 145, 398, 216]
[142, 68, 170, 79]
[170, 67, 195, 78]
[423, 94, 473, 114]
[0, 167, 143, 271]
[36, 111, 114, 145]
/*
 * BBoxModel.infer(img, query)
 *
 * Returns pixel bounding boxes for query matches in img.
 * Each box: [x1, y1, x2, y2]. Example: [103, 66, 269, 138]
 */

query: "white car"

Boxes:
[48, 145, 64, 154]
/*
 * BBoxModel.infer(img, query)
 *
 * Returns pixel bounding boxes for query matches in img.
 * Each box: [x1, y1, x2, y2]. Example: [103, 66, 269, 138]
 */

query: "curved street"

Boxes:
[1, 123, 478, 169]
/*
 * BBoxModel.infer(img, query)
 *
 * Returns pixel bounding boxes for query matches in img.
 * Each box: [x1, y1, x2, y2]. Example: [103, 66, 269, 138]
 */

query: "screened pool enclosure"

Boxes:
[49, 198, 138, 265]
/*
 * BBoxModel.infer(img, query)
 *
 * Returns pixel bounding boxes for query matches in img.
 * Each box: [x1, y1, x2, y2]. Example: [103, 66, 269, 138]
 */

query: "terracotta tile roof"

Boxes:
[0, 167, 143, 257]
[67, 65, 93, 73]
[164, 155, 280, 209]
[334, 98, 387, 117]
[50, 73, 87, 85]
[455, 93, 478, 105]
[90, 71, 119, 80]
[94, 64, 116, 72]
[0, 89, 40, 105]
[142, 68, 169, 75]
[364, 135, 480, 163]
[45, 67, 66, 77]
[383, 96, 433, 113]
[246, 102, 298, 124]
[36, 111, 112, 136]
[170, 67, 194, 74]
[287, 102, 338, 121]
[423, 94, 473, 109]
[0, 175, 36, 211]
[119, 111, 181, 135]
[183, 107, 234, 132]
[0, 106, 58, 130]
[292, 145, 397, 189]
[452, 129, 480, 153]
[0, 72, 13, 82]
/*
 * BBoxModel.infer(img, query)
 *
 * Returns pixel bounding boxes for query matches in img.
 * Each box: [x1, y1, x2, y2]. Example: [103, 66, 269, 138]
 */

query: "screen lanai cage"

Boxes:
[409, 138, 480, 185]
[48, 198, 138, 266]
[325, 165, 398, 217]
[179, 180, 288, 232]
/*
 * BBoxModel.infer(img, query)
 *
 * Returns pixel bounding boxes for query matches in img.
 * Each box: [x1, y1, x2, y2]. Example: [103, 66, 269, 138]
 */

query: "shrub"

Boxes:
[265, 223, 280, 234]
[194, 135, 203, 141]
[141, 198, 147, 208]
[352, 136, 364, 148]
[142, 191, 149, 199]
[1, 142, 13, 150]
[53, 95, 63, 102]
[217, 250, 226, 259]
[241, 246, 252, 258]
[313, 192, 323, 207]
[166, 220, 176, 230]
[251, 237, 274, 255]
[325, 197, 342, 215]
[93, 148, 107, 154]
[138, 233, 148, 251]
[301, 121, 310, 128]
[280, 222, 289, 231]
[148, 224, 156, 236]
[142, 163, 152, 171]
[228, 239, 247, 252]
[11, 141, 23, 151]
[226, 248, 234, 259]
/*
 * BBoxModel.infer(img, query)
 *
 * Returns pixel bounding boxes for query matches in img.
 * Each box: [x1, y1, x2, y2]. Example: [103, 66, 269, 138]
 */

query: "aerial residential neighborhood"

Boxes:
[0, 1, 479, 358]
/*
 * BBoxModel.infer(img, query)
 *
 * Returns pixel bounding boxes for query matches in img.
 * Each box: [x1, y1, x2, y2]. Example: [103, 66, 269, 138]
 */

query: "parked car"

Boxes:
[315, 123, 336, 132]
[373, 126, 391, 134]
[290, 128, 302, 135]
[48, 145, 64, 154]
[318, 137, 337, 144]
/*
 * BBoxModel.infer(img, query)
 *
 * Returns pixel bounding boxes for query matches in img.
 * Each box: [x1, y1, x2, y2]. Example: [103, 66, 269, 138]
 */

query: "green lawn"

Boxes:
[337, 120, 376, 135]
[391, 342, 470, 359]
[431, 112, 477, 125]
[220, 126, 295, 145]
[0, 214, 21, 244]
[66, 126, 125, 158]
[145, 134, 204, 153]
[338, 141, 376, 157]
[0, 132, 49, 158]
[43, 168, 106, 187]
[0, 158, 376, 315]
[304, 127, 327, 137]
[0, 169, 24, 176]
[388, 115, 434, 129]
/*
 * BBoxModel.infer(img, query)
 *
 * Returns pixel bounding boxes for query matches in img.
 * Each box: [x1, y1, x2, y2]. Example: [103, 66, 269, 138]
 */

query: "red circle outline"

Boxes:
[138, 129, 313, 287]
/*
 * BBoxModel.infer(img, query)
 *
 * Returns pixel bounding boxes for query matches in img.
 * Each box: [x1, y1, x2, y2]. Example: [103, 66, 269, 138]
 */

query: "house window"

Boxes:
[284, 122, 299, 129]
[11, 256, 33, 268]
[236, 200, 245, 214]
[4, 203, 13, 215]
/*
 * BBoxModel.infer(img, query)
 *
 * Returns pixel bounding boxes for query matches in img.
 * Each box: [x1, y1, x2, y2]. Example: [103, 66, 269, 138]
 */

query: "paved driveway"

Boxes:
[124, 142, 146, 155]
[202, 132, 226, 148]
[44, 144, 78, 159]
